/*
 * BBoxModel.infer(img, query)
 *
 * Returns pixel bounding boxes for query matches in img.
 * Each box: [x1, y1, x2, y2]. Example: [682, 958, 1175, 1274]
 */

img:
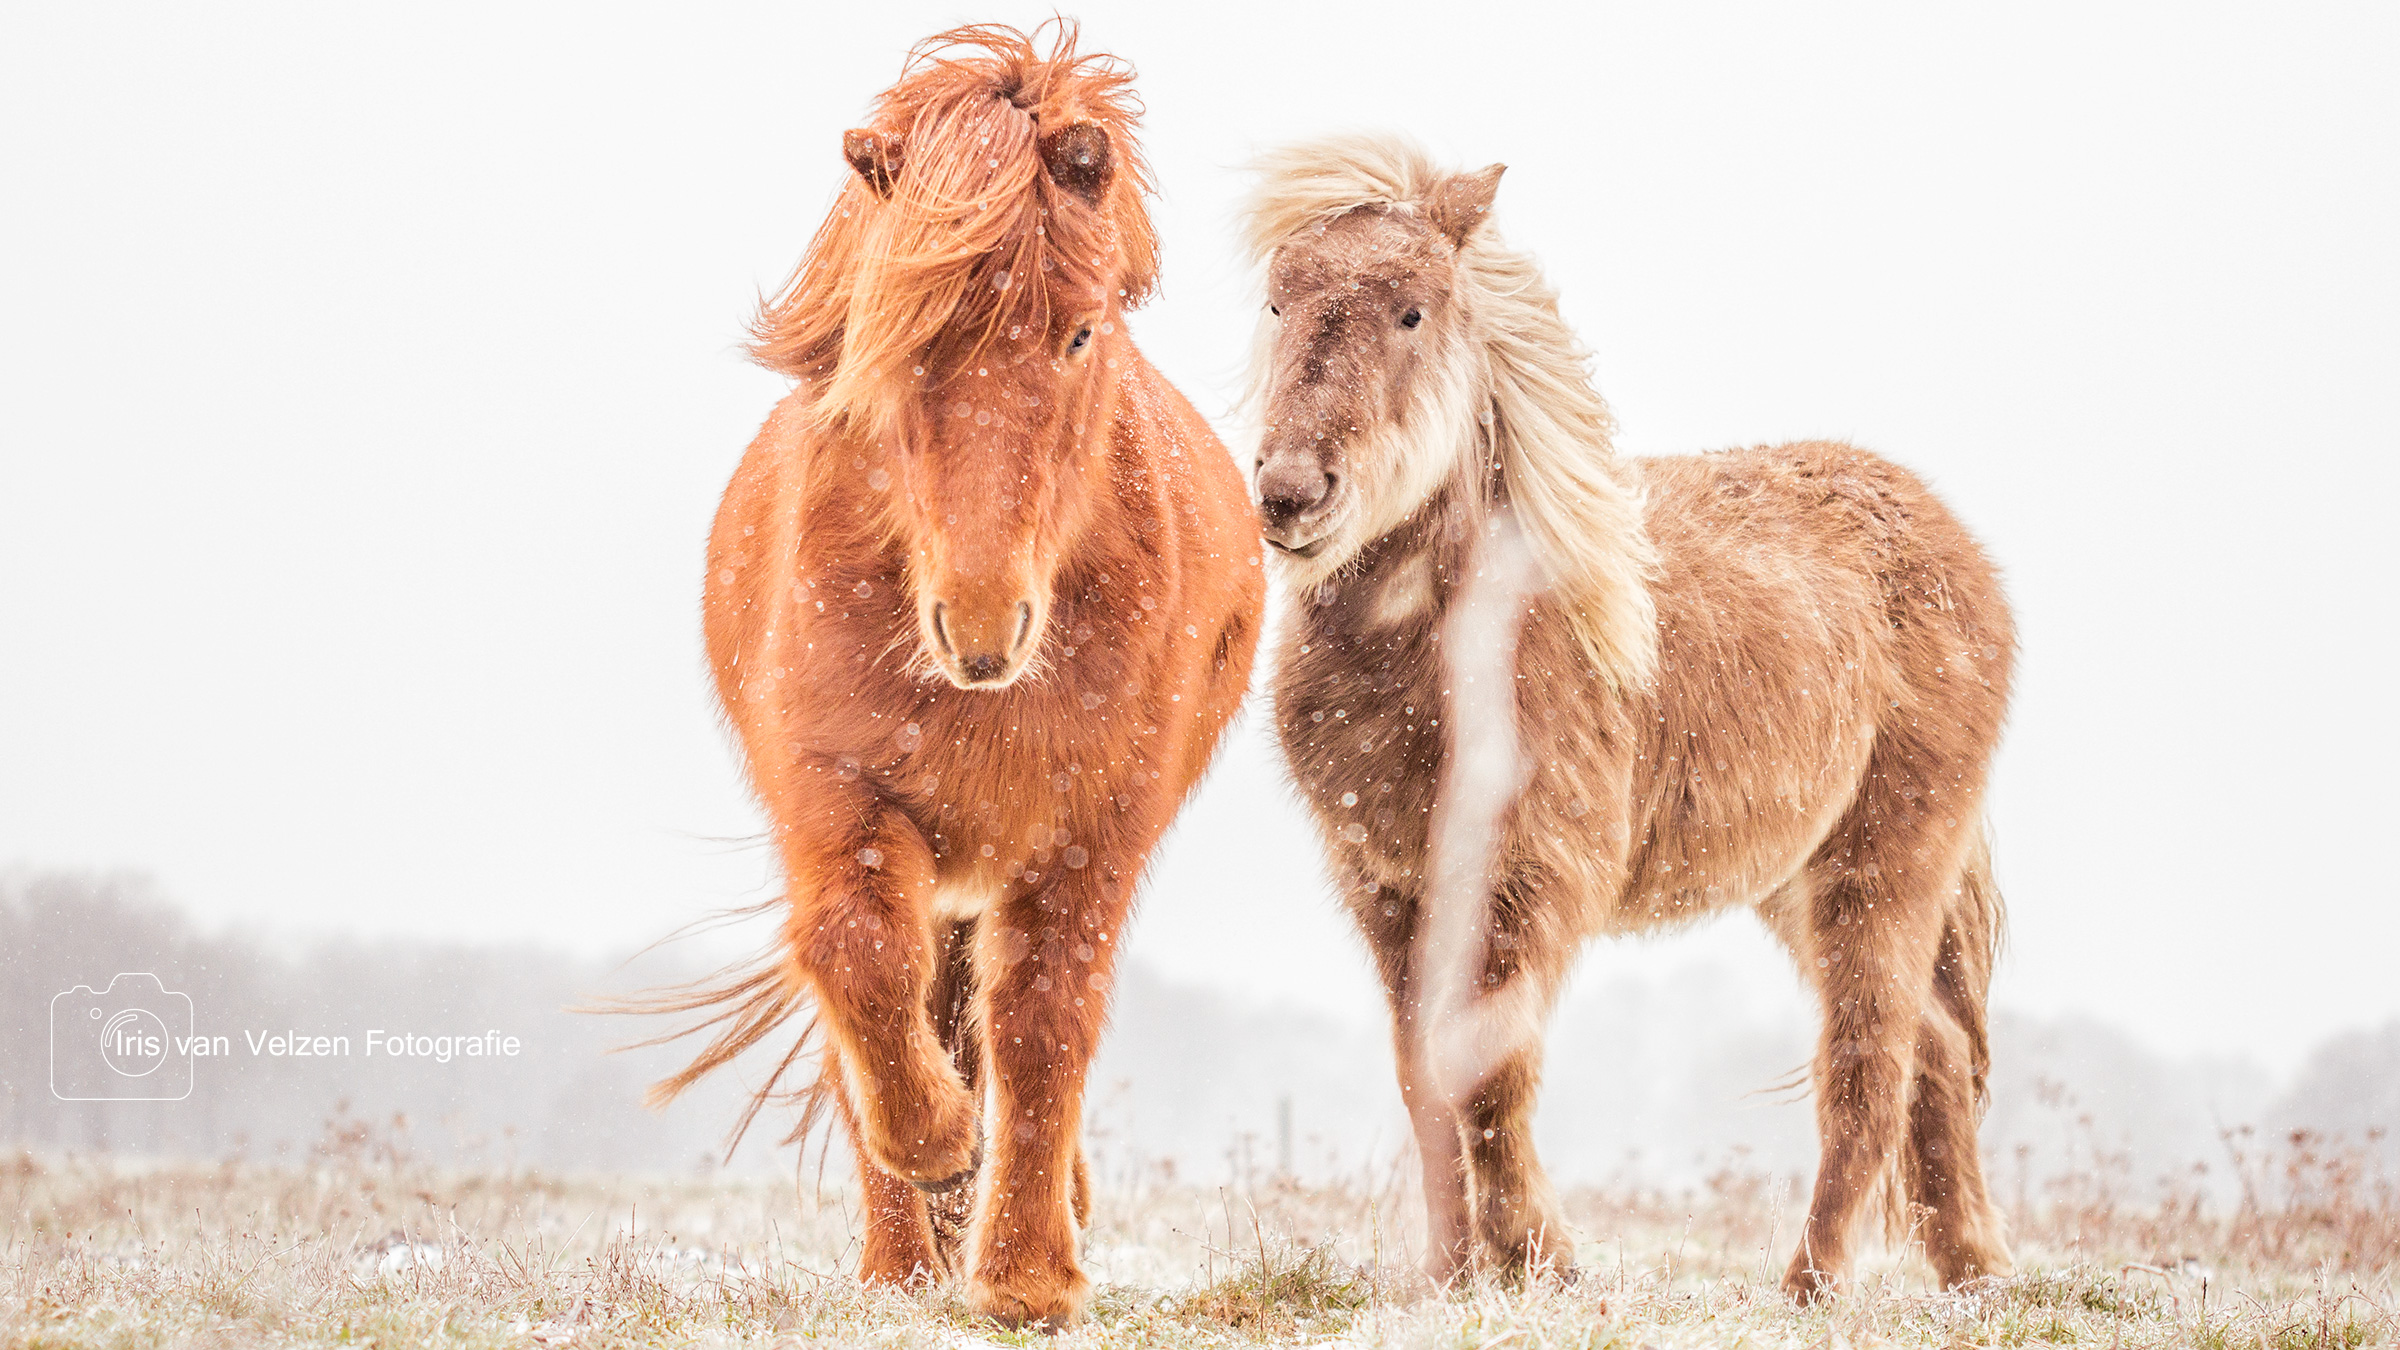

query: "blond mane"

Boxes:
[1243, 133, 1659, 689]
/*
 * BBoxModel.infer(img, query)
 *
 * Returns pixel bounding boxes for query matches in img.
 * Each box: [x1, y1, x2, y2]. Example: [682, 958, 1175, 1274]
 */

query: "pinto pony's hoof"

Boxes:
[1782, 1259, 1840, 1304]
[1935, 1245, 2016, 1290]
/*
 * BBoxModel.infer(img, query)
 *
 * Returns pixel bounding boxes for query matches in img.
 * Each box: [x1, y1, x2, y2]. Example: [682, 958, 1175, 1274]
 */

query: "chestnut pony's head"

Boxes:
[751, 23, 1157, 689]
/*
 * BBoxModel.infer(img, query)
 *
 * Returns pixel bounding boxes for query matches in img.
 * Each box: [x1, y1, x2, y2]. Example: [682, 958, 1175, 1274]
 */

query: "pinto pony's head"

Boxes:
[1241, 134, 1660, 690]
[1244, 161, 1498, 569]
[751, 23, 1157, 689]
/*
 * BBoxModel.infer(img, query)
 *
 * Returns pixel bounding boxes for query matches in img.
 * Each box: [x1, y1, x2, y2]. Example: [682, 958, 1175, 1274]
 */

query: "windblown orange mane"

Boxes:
[748, 23, 1160, 435]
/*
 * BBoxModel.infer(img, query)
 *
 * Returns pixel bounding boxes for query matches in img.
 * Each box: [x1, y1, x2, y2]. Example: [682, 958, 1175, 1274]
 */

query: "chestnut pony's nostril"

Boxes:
[931, 602, 953, 655]
[1012, 601, 1034, 654]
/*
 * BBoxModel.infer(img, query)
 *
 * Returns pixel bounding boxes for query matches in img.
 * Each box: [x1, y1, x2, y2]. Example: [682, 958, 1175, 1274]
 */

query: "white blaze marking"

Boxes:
[1414, 509, 1547, 1107]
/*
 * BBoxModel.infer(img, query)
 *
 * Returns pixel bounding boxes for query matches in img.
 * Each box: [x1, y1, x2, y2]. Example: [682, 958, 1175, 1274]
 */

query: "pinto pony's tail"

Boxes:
[1947, 826, 2007, 1110]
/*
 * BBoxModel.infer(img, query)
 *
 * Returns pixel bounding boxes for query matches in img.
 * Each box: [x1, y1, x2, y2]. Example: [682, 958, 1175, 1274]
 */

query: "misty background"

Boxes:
[6, 871, 2395, 1199]
[3, 2, 2395, 1193]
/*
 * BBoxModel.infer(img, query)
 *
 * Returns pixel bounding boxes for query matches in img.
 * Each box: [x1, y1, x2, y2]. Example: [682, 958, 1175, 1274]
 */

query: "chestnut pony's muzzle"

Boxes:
[928, 593, 1039, 688]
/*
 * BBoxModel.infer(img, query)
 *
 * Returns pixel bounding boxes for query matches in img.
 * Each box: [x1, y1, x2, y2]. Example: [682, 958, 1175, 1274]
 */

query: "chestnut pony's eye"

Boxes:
[1067, 325, 1093, 354]
[1400, 308, 1423, 329]
[1269, 304, 1280, 316]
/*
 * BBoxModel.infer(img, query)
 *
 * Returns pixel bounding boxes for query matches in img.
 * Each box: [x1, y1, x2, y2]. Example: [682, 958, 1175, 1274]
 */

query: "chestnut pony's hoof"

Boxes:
[910, 1136, 983, 1194]
[970, 1268, 1091, 1332]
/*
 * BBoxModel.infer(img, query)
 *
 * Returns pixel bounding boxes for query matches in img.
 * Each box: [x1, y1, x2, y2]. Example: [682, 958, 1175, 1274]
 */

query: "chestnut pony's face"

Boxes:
[1252, 168, 1503, 577]
[829, 118, 1135, 690]
[884, 249, 1113, 690]
[895, 316, 1109, 688]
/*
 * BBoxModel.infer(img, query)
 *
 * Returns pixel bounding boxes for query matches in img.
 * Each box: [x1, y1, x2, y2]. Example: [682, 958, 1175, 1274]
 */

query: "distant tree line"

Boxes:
[1, 870, 2390, 1192]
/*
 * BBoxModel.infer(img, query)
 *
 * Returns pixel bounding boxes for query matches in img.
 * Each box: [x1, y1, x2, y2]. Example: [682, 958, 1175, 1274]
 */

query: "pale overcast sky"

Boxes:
[4, 2, 2394, 1070]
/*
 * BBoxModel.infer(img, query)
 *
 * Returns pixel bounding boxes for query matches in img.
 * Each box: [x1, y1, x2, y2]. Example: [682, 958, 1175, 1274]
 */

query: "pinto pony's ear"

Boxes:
[1425, 162, 1505, 248]
[1038, 121, 1113, 205]
[842, 127, 905, 198]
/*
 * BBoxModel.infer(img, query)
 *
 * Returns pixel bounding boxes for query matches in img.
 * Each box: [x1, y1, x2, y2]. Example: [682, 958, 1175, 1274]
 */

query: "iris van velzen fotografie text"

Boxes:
[50, 972, 521, 1102]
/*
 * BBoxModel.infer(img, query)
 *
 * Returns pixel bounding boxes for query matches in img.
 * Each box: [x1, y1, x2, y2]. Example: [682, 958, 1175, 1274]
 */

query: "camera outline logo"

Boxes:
[51, 973, 196, 1102]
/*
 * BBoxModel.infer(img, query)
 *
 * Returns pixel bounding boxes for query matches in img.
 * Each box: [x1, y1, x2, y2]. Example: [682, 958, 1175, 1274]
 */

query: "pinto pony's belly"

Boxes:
[1278, 441, 2000, 954]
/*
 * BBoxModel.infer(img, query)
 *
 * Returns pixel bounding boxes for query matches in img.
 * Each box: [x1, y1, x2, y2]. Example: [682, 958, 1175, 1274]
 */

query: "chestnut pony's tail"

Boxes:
[584, 909, 987, 1166]
[576, 900, 829, 1163]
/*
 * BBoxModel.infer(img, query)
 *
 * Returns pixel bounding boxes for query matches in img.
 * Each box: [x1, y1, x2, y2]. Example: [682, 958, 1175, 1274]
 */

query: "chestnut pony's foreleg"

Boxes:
[924, 918, 985, 1269]
[966, 868, 1126, 1328]
[824, 1062, 945, 1284]
[781, 787, 979, 1192]
[1070, 1141, 1092, 1230]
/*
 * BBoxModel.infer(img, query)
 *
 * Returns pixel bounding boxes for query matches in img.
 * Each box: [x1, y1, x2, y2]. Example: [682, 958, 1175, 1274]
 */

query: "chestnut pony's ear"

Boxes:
[842, 128, 905, 198]
[1424, 163, 1505, 248]
[1038, 122, 1113, 206]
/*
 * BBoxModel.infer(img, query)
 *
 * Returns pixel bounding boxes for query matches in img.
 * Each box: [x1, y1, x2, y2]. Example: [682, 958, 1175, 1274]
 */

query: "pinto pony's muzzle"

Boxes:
[1255, 436, 1343, 558]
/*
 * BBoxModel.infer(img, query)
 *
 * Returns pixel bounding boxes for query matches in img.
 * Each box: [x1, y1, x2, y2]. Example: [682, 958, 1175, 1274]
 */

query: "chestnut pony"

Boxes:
[659, 26, 1260, 1326]
[1242, 134, 2015, 1298]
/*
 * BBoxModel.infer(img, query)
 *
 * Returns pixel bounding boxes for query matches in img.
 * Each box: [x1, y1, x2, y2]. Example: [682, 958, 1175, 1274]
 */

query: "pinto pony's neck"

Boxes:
[1245, 134, 1660, 691]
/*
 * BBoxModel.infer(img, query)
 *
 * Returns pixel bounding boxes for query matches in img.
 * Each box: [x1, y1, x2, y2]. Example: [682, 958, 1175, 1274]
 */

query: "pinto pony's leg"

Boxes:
[1784, 775, 1979, 1300]
[1403, 1067, 1474, 1284]
[1457, 886, 1576, 1280]
[781, 791, 980, 1192]
[1358, 889, 1473, 1284]
[1902, 845, 2013, 1286]
[1785, 864, 1941, 1300]
[965, 871, 1125, 1328]
[1464, 1047, 1576, 1279]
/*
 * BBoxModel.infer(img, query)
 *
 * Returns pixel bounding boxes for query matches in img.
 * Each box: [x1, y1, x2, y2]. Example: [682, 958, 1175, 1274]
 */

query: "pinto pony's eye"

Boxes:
[1400, 307, 1423, 329]
[1269, 304, 1280, 316]
[1067, 325, 1094, 355]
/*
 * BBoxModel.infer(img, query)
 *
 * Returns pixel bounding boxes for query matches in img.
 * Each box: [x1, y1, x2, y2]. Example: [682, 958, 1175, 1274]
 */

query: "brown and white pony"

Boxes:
[1242, 134, 2015, 1298]
[656, 26, 1261, 1326]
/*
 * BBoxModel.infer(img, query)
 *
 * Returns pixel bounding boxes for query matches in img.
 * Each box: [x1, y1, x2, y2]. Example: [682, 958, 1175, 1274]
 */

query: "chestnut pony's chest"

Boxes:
[776, 545, 1163, 870]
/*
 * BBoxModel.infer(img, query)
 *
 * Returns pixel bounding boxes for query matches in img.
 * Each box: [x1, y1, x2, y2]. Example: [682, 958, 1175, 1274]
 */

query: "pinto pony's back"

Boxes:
[643, 25, 1262, 1329]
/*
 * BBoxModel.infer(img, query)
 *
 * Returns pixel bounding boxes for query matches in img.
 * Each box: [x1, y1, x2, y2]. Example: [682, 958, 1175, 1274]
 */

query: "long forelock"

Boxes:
[748, 24, 1158, 434]
[1353, 327, 1484, 552]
